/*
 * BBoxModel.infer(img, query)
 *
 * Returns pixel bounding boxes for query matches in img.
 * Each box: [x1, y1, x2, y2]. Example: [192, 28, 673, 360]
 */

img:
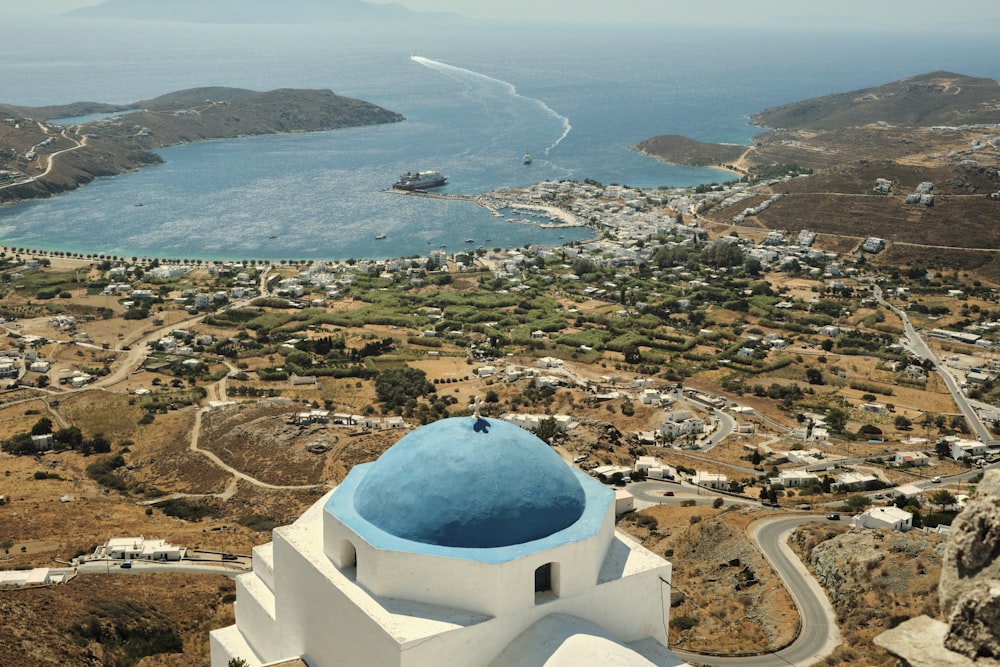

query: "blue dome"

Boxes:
[353, 417, 586, 549]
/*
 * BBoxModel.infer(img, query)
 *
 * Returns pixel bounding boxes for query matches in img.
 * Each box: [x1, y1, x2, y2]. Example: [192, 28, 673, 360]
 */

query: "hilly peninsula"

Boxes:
[636, 71, 1000, 280]
[0, 87, 403, 204]
[634, 71, 1000, 174]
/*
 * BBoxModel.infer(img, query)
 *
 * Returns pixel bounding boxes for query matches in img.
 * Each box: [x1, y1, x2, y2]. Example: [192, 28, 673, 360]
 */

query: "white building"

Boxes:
[98, 536, 185, 561]
[853, 507, 913, 532]
[778, 470, 820, 488]
[950, 439, 987, 461]
[692, 471, 728, 490]
[894, 451, 930, 467]
[211, 417, 681, 667]
[634, 456, 675, 481]
[835, 471, 880, 492]
[658, 411, 705, 441]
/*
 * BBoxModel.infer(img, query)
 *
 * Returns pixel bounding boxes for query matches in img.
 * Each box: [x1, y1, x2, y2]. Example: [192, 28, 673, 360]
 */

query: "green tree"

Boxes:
[533, 417, 560, 445]
[894, 415, 913, 430]
[31, 417, 53, 436]
[930, 490, 957, 507]
[845, 495, 869, 511]
[935, 439, 951, 459]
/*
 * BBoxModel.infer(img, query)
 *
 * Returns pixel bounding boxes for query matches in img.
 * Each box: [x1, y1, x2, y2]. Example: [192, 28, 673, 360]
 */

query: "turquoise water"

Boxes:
[1, 19, 998, 261]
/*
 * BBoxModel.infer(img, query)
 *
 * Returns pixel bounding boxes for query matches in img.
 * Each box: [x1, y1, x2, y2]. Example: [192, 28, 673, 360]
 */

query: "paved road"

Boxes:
[671, 517, 840, 666]
[874, 284, 994, 444]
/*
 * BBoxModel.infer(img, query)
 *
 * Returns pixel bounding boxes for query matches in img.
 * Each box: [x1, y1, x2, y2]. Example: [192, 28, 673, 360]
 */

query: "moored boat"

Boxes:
[392, 170, 447, 191]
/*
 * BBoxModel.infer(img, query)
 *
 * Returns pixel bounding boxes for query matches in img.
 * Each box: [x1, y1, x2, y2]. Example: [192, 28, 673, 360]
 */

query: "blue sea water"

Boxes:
[1, 18, 998, 261]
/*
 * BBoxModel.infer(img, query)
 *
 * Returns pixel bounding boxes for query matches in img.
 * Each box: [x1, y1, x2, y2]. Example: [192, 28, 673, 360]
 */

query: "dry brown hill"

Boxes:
[752, 71, 1000, 130]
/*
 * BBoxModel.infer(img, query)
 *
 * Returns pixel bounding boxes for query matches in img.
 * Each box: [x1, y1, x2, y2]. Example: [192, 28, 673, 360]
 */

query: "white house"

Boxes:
[835, 471, 880, 492]
[31, 433, 54, 451]
[614, 488, 635, 515]
[98, 537, 185, 561]
[894, 451, 930, 467]
[633, 456, 675, 481]
[778, 470, 820, 488]
[537, 356, 563, 368]
[853, 506, 913, 532]
[658, 411, 705, 440]
[951, 439, 987, 461]
[211, 417, 681, 667]
[692, 471, 728, 490]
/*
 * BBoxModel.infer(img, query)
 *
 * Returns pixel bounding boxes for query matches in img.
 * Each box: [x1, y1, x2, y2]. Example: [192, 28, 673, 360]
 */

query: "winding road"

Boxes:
[627, 480, 840, 665]
[671, 516, 841, 667]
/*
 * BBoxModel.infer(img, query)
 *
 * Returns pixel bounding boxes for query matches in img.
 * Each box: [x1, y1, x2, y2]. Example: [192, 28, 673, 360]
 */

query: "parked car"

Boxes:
[827, 513, 840, 521]
[120, 561, 132, 569]
[222, 553, 239, 561]
[663, 490, 675, 497]
[799, 504, 812, 510]
[873, 494, 884, 499]
[931, 476, 942, 483]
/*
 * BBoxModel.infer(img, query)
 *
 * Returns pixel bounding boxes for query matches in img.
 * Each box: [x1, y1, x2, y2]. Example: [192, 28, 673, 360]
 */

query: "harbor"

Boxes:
[384, 187, 588, 230]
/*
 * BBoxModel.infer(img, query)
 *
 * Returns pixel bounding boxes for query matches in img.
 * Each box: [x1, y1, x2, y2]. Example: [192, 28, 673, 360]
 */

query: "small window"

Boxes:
[534, 563, 552, 593]
[339, 539, 357, 569]
[535, 562, 560, 604]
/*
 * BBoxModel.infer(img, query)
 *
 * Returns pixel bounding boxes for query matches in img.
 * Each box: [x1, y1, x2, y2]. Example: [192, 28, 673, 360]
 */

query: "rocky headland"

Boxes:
[0, 87, 403, 204]
[634, 71, 1000, 175]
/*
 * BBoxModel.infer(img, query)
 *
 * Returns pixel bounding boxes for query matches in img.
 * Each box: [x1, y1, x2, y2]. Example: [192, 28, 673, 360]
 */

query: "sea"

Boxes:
[1, 17, 998, 262]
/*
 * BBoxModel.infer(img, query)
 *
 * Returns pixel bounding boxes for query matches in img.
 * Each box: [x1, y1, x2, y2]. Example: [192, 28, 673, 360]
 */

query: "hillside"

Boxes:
[632, 135, 747, 168]
[751, 71, 1000, 131]
[636, 72, 1000, 174]
[0, 87, 403, 205]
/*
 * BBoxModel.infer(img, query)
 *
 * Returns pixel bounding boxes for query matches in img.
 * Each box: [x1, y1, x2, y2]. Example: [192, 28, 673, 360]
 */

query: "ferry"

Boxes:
[392, 170, 447, 191]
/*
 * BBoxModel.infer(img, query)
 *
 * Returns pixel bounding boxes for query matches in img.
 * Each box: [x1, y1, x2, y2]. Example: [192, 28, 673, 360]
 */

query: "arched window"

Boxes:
[339, 539, 357, 570]
[535, 562, 560, 603]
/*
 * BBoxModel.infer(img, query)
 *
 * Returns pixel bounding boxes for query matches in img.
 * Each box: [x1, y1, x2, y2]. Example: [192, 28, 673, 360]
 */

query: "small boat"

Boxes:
[375, 233, 387, 240]
[440, 243, 447, 248]
[523, 153, 532, 165]
[465, 238, 475, 243]
[268, 234, 277, 240]
[134, 202, 143, 207]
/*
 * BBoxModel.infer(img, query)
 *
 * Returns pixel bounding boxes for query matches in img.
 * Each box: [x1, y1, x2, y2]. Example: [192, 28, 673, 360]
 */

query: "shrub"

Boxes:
[670, 615, 699, 631]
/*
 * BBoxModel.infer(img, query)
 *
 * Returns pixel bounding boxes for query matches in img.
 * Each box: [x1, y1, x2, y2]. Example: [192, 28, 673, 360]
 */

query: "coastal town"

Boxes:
[4, 71, 1000, 666]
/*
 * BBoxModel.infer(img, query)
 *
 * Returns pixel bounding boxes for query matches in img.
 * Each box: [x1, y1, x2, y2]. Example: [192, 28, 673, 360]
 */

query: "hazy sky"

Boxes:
[369, 0, 1000, 28]
[20, 0, 1000, 29]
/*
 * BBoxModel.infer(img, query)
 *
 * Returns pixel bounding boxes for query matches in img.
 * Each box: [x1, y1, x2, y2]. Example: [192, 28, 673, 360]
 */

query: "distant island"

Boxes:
[66, 0, 461, 24]
[634, 71, 1000, 175]
[0, 87, 404, 205]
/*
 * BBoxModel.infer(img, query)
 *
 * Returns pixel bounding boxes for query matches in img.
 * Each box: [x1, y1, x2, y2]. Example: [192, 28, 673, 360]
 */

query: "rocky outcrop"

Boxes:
[940, 469, 1000, 662]
[801, 528, 942, 615]
[876, 469, 1000, 665]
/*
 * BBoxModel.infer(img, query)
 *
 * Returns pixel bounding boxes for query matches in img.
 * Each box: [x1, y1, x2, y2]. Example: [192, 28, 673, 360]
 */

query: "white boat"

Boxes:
[522, 153, 532, 165]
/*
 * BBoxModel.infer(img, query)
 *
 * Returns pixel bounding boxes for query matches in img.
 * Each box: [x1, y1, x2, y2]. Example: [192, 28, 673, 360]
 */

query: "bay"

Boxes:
[0, 19, 998, 261]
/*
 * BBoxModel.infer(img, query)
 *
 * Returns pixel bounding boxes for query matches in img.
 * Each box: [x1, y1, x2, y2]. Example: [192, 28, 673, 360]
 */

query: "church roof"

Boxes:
[352, 417, 587, 548]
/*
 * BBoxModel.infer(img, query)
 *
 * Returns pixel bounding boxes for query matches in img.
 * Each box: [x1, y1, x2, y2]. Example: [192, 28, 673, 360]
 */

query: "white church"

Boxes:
[211, 416, 684, 666]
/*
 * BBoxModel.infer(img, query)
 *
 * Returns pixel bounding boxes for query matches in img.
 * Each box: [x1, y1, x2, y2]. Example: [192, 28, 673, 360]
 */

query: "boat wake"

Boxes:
[411, 55, 571, 155]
